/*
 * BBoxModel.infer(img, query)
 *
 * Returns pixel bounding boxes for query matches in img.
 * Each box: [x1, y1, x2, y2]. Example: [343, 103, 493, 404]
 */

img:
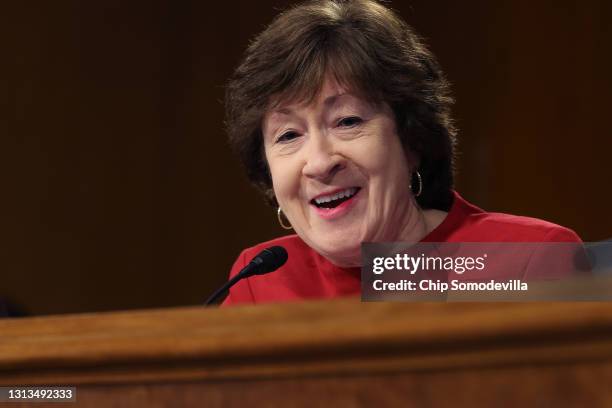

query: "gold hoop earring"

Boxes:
[277, 207, 293, 230]
[412, 171, 423, 197]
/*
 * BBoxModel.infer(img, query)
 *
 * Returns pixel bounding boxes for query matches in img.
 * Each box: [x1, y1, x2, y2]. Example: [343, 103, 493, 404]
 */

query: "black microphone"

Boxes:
[205, 246, 288, 306]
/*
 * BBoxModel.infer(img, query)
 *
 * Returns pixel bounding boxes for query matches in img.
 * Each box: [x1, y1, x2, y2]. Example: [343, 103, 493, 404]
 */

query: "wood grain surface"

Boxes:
[2, 300, 612, 387]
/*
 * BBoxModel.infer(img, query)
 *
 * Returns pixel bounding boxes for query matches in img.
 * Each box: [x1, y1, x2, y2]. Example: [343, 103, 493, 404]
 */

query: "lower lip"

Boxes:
[312, 190, 360, 220]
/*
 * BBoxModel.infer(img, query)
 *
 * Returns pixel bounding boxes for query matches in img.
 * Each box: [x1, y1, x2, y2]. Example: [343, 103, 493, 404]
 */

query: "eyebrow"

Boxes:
[274, 107, 293, 115]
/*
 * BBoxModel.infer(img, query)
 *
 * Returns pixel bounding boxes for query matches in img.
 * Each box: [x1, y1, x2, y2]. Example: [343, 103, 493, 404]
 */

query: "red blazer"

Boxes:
[222, 192, 583, 306]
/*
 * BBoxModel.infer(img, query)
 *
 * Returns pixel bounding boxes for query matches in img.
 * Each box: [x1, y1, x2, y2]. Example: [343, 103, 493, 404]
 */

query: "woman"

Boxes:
[222, 0, 582, 305]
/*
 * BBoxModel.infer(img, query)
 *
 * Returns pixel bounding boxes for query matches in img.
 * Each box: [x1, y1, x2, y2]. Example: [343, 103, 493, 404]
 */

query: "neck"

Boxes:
[326, 199, 447, 268]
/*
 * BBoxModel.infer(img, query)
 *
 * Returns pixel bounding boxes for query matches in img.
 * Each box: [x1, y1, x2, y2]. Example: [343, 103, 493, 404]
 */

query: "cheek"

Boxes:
[352, 116, 410, 173]
[266, 155, 301, 206]
[354, 136, 409, 178]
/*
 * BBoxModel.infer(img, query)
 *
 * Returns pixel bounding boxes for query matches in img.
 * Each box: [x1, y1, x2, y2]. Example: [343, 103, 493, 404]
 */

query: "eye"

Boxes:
[337, 116, 363, 128]
[276, 130, 299, 144]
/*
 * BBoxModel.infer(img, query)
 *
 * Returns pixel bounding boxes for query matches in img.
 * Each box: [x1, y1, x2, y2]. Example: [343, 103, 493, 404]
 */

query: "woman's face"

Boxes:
[262, 78, 421, 267]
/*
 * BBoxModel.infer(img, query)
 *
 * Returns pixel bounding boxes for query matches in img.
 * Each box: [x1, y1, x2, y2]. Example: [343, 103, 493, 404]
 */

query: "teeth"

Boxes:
[314, 188, 358, 205]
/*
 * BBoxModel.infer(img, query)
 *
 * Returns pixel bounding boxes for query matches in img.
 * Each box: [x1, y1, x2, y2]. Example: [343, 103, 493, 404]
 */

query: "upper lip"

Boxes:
[310, 187, 361, 203]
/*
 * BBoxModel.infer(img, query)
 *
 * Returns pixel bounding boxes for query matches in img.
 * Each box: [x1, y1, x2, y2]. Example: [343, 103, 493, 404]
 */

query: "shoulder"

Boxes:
[228, 234, 318, 281]
[223, 236, 309, 306]
[442, 192, 582, 242]
[223, 235, 355, 306]
[469, 212, 581, 242]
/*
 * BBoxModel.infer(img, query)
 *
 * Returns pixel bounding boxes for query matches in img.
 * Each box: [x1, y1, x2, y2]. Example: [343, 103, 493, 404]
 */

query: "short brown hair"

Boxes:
[225, 0, 457, 210]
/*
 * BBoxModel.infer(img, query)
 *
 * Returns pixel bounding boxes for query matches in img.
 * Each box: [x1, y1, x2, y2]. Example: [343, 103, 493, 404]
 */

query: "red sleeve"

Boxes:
[523, 226, 590, 280]
[220, 249, 256, 307]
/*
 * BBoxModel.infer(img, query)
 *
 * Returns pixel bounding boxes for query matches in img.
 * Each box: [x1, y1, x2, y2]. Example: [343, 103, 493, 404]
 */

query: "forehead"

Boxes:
[271, 78, 349, 111]
[265, 78, 374, 122]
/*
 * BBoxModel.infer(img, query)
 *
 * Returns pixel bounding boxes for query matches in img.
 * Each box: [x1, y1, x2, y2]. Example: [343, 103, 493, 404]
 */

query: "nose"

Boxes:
[301, 132, 345, 182]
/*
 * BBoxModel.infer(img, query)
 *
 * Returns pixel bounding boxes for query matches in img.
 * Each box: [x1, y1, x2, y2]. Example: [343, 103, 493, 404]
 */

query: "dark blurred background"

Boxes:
[2, 1, 611, 316]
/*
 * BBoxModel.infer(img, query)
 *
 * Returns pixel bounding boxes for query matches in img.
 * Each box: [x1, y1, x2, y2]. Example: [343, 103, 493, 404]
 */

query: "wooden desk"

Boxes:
[1, 301, 612, 407]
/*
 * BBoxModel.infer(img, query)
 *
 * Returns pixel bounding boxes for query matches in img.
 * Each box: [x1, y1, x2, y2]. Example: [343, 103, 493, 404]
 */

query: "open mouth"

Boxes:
[310, 187, 361, 209]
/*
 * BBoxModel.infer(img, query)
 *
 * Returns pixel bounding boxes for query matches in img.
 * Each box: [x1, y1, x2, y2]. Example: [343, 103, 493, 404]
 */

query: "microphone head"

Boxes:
[250, 246, 288, 275]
